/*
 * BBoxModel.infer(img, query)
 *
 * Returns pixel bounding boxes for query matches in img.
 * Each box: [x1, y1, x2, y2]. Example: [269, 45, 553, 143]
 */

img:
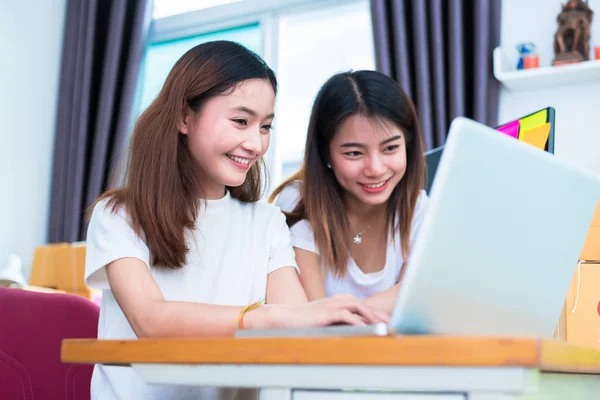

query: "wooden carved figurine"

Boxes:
[553, 0, 594, 65]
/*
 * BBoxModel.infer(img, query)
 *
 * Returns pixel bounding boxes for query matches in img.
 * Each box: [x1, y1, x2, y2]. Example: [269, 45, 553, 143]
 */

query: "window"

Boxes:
[136, 0, 375, 192]
[274, 1, 375, 182]
[153, 0, 245, 19]
[136, 24, 261, 115]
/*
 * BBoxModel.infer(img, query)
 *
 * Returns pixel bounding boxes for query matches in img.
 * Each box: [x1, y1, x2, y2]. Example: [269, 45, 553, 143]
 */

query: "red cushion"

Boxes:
[0, 288, 99, 400]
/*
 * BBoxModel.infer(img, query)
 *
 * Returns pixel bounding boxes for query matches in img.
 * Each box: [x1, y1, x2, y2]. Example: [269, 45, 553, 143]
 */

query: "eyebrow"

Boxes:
[231, 106, 274, 119]
[339, 135, 402, 148]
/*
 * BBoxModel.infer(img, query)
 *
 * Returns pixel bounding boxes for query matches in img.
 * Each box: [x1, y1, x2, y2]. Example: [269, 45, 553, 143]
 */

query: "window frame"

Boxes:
[147, 0, 372, 187]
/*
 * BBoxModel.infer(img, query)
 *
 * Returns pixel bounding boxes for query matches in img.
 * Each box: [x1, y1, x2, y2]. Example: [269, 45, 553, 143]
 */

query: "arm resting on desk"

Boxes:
[365, 284, 399, 317]
[294, 248, 399, 317]
[107, 257, 282, 337]
[107, 258, 382, 338]
[294, 248, 328, 301]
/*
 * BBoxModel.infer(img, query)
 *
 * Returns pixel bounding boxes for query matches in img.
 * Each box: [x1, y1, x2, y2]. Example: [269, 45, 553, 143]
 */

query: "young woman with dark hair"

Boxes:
[271, 70, 429, 317]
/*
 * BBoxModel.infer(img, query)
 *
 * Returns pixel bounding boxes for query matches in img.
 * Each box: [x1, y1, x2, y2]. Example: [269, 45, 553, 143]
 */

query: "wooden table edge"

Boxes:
[61, 336, 600, 374]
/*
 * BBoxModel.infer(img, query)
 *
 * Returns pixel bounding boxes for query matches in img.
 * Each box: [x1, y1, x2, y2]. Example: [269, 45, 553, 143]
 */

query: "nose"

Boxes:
[241, 128, 263, 155]
[364, 154, 386, 177]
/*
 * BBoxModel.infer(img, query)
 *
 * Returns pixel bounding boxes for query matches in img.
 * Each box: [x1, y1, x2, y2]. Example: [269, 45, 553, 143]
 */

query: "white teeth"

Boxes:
[364, 181, 386, 188]
[227, 155, 250, 165]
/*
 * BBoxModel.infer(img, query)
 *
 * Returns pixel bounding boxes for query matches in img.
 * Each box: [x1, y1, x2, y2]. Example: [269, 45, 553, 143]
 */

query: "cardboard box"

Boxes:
[29, 243, 70, 288]
[553, 202, 600, 343]
[56, 242, 88, 291]
[563, 262, 600, 349]
[580, 226, 600, 260]
[30, 242, 91, 294]
[553, 301, 567, 341]
[590, 200, 600, 227]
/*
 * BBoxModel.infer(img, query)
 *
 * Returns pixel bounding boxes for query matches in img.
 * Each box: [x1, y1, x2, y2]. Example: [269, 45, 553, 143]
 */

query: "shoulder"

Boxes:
[89, 198, 133, 231]
[233, 198, 289, 229]
[274, 181, 301, 212]
[85, 197, 150, 288]
[258, 200, 286, 221]
[289, 218, 316, 245]
[87, 196, 149, 246]
[87, 197, 148, 244]
[288, 217, 318, 255]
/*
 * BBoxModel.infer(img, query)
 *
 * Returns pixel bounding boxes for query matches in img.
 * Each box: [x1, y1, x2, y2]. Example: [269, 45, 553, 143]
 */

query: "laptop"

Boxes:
[424, 107, 556, 194]
[237, 117, 600, 338]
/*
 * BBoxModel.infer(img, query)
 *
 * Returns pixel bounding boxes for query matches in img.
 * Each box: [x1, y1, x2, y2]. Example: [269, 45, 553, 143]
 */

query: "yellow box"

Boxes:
[563, 262, 600, 349]
[29, 243, 69, 288]
[56, 243, 88, 291]
[579, 226, 600, 261]
[30, 242, 92, 295]
[591, 200, 600, 227]
[553, 301, 567, 341]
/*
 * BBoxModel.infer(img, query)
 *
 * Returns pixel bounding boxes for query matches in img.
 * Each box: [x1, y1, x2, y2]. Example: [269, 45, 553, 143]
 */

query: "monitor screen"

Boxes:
[424, 107, 556, 194]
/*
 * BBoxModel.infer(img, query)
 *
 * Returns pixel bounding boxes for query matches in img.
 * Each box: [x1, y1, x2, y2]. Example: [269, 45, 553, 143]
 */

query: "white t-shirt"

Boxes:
[85, 191, 298, 400]
[275, 183, 429, 299]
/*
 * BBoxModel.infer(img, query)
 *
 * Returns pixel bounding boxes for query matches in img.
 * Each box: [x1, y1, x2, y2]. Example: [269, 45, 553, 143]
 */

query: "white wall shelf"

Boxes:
[493, 47, 600, 92]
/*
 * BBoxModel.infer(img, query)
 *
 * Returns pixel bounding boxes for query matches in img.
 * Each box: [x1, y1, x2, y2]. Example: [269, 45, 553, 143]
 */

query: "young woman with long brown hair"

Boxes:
[84, 42, 385, 400]
[271, 70, 429, 317]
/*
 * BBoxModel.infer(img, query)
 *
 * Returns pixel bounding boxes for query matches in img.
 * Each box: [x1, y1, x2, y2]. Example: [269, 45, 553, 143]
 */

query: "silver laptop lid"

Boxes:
[390, 117, 600, 338]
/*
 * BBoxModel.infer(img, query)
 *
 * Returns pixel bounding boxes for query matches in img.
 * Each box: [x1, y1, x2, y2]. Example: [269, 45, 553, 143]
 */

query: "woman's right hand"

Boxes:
[245, 294, 389, 330]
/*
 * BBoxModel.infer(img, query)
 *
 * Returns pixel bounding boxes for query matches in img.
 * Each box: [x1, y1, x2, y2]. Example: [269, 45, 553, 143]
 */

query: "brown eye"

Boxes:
[232, 119, 247, 126]
[344, 151, 362, 157]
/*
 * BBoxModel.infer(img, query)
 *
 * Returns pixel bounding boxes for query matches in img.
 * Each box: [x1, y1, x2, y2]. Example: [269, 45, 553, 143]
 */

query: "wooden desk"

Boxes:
[62, 336, 600, 399]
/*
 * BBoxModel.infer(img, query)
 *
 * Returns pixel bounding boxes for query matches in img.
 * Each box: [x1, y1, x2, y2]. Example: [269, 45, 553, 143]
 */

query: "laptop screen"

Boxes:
[424, 107, 556, 194]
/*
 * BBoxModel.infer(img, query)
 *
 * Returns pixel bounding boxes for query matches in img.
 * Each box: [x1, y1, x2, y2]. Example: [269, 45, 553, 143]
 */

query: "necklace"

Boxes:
[351, 222, 371, 244]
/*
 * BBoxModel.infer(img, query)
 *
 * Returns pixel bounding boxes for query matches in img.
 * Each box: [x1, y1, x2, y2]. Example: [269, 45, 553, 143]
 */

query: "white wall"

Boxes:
[499, 0, 600, 174]
[0, 0, 66, 280]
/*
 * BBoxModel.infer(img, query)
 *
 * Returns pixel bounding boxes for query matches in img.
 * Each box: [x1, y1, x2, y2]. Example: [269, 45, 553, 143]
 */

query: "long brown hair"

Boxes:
[270, 71, 424, 278]
[91, 41, 277, 269]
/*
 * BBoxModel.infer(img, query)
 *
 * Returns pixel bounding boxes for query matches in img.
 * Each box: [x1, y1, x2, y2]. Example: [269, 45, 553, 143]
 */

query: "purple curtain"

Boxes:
[370, 0, 502, 150]
[48, 0, 152, 243]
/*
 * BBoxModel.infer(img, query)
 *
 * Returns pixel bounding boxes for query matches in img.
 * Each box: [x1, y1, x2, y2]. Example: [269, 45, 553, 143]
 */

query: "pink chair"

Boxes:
[0, 288, 99, 400]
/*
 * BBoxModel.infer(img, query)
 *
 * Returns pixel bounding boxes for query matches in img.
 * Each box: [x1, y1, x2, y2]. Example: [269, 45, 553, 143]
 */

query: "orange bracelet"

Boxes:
[235, 299, 265, 330]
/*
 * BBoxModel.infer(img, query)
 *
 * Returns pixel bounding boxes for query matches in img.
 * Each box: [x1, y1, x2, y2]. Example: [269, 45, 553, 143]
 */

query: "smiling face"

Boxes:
[177, 78, 275, 199]
[328, 114, 407, 208]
